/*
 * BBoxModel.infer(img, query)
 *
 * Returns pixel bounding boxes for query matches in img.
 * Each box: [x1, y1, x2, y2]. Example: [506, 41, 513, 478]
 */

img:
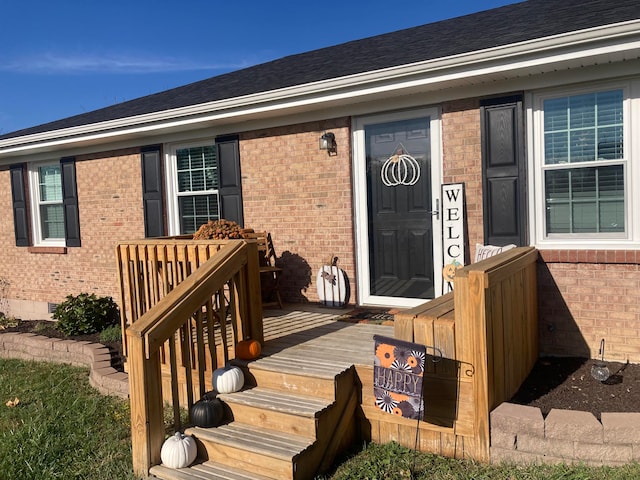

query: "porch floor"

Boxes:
[259, 305, 393, 373]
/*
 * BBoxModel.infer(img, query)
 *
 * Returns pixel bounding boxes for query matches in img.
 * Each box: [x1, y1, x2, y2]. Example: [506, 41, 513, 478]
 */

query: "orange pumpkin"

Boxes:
[236, 339, 262, 360]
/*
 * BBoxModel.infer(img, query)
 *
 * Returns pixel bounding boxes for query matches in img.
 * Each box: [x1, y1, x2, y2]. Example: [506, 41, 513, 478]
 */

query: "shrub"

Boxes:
[0, 314, 19, 330]
[99, 324, 122, 343]
[53, 293, 119, 336]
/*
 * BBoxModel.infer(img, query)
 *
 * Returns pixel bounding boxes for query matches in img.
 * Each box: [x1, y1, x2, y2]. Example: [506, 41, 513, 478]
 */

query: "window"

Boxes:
[532, 83, 636, 247]
[34, 163, 65, 241]
[10, 158, 80, 248]
[166, 143, 220, 235]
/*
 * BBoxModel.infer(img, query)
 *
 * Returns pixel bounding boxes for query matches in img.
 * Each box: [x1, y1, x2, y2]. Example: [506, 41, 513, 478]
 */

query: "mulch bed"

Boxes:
[3, 319, 640, 420]
[510, 356, 640, 420]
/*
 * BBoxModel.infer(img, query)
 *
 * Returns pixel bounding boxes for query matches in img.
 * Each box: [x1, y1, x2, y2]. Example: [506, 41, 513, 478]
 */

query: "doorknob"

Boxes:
[428, 199, 440, 220]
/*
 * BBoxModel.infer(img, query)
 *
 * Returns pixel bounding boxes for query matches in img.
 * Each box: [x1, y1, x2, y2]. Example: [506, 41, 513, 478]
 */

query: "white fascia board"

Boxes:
[1, 19, 639, 157]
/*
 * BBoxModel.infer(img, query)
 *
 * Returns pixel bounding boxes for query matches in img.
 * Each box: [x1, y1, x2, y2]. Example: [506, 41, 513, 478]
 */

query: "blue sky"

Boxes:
[0, 0, 519, 135]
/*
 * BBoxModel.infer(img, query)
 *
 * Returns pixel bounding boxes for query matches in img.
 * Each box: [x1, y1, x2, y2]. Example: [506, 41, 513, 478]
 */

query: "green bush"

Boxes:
[99, 324, 122, 343]
[53, 293, 119, 336]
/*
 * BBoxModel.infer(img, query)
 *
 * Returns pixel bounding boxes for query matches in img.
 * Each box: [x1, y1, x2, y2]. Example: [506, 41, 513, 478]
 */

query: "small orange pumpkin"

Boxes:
[236, 339, 262, 360]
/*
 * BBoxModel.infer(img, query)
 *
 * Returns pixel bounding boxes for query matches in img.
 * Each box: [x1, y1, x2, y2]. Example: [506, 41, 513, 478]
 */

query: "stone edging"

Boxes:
[0, 332, 129, 399]
[491, 402, 640, 466]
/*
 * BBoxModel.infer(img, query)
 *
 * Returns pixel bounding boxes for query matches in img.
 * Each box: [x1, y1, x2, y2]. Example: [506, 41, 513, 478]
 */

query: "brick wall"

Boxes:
[441, 99, 485, 259]
[240, 118, 355, 304]
[3, 104, 639, 364]
[0, 148, 144, 318]
[538, 251, 640, 363]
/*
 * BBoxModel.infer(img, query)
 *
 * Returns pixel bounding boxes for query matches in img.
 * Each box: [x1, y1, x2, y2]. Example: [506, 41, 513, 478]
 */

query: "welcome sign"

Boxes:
[373, 335, 426, 420]
[441, 183, 466, 293]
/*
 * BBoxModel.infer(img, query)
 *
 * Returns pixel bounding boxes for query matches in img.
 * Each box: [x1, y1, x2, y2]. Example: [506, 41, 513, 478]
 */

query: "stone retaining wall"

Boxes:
[0, 332, 129, 399]
[491, 402, 640, 466]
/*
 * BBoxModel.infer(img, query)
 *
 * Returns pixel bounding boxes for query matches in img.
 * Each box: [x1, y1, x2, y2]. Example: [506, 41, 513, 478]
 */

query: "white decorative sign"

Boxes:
[441, 183, 466, 293]
[380, 147, 421, 187]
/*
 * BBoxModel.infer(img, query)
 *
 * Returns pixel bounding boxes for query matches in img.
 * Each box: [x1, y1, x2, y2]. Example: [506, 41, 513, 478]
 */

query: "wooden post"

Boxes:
[244, 241, 264, 344]
[127, 332, 165, 478]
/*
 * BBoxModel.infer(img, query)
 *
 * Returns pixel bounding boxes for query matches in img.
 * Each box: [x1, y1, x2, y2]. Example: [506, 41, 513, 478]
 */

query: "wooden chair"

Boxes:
[244, 231, 283, 309]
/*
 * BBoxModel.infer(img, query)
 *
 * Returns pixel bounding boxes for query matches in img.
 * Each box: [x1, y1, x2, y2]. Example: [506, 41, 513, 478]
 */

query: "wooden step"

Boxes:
[150, 460, 276, 479]
[232, 356, 343, 400]
[185, 423, 315, 480]
[217, 387, 332, 438]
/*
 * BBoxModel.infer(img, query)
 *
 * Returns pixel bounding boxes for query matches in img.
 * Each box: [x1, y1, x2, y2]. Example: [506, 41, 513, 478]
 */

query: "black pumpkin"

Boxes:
[190, 396, 224, 428]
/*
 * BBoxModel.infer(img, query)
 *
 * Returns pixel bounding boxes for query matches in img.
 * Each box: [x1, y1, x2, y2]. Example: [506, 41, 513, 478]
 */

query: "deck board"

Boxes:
[259, 308, 393, 375]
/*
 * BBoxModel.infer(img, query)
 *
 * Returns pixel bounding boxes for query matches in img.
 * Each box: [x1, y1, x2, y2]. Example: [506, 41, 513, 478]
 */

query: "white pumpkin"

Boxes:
[213, 365, 244, 394]
[160, 432, 197, 469]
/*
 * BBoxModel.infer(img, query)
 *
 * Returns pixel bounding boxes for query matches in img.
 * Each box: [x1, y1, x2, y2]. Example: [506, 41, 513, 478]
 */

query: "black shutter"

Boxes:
[141, 146, 165, 237]
[61, 157, 81, 247]
[10, 164, 30, 247]
[216, 135, 244, 226]
[480, 95, 527, 247]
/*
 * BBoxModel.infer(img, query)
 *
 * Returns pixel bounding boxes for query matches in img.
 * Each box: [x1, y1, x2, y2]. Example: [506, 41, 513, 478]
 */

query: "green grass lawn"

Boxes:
[2, 358, 639, 480]
[321, 441, 640, 480]
[0, 358, 134, 480]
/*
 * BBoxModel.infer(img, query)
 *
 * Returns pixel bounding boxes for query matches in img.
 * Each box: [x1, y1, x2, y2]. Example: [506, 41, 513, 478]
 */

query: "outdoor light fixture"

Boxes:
[319, 132, 337, 154]
[591, 338, 610, 382]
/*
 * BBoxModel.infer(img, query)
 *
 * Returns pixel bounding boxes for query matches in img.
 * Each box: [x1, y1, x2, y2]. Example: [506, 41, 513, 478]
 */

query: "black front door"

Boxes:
[366, 117, 435, 299]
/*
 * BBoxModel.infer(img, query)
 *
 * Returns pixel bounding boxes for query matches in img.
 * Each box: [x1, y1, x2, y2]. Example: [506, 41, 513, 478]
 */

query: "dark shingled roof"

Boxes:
[2, 0, 639, 140]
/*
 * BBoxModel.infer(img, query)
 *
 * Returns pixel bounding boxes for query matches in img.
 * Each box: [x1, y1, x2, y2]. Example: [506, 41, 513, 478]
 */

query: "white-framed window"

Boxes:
[28, 161, 65, 246]
[530, 80, 639, 248]
[165, 141, 220, 235]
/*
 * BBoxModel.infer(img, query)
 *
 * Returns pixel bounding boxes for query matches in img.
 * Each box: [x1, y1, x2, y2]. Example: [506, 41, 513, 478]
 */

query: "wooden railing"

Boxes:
[454, 246, 538, 461]
[116, 238, 255, 352]
[121, 240, 262, 477]
[392, 246, 538, 462]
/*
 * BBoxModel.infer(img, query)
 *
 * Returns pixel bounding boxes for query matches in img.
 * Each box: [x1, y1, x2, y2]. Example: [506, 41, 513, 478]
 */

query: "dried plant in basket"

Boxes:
[192, 219, 246, 240]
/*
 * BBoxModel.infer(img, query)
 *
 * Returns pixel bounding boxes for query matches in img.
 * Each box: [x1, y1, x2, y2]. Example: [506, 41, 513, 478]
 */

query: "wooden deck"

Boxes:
[150, 306, 393, 480]
[260, 306, 392, 369]
[132, 246, 539, 479]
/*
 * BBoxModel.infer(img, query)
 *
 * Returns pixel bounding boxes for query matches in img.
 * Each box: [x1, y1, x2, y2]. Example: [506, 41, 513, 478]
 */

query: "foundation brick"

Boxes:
[545, 409, 603, 443]
[89, 352, 113, 365]
[491, 430, 516, 449]
[632, 444, 640, 460]
[83, 343, 109, 358]
[573, 442, 632, 463]
[601, 412, 640, 444]
[490, 446, 542, 465]
[53, 339, 77, 353]
[65, 340, 94, 354]
[490, 403, 544, 436]
[93, 359, 113, 371]
[90, 370, 129, 397]
[517, 432, 574, 459]
[18, 335, 56, 349]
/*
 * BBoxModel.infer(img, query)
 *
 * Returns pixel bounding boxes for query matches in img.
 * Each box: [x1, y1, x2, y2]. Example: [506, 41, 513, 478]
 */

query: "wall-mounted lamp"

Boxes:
[319, 132, 337, 155]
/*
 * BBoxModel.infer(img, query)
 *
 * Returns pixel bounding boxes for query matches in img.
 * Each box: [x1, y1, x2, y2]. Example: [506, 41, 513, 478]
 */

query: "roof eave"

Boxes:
[1, 19, 639, 159]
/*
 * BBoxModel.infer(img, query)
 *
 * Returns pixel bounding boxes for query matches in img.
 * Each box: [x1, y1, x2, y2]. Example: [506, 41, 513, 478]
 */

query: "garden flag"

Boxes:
[373, 335, 426, 419]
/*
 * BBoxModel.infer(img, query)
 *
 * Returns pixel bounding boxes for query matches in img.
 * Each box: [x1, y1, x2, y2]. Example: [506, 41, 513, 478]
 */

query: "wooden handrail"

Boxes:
[125, 239, 263, 477]
[129, 242, 250, 356]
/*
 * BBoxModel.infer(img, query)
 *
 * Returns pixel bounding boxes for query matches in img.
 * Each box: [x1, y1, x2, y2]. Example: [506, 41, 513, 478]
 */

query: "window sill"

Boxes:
[27, 246, 67, 255]
[538, 249, 640, 264]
